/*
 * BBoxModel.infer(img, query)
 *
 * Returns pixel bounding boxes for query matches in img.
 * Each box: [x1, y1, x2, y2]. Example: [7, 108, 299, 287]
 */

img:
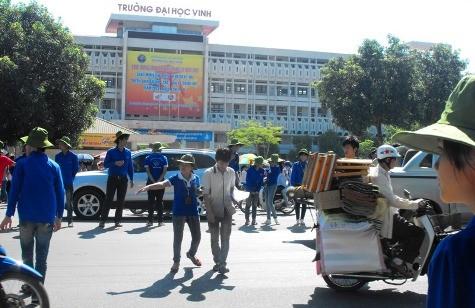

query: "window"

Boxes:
[194, 154, 216, 169]
[235, 84, 246, 93]
[164, 154, 191, 171]
[255, 85, 267, 94]
[132, 154, 147, 173]
[102, 100, 112, 109]
[297, 87, 308, 96]
[419, 154, 433, 168]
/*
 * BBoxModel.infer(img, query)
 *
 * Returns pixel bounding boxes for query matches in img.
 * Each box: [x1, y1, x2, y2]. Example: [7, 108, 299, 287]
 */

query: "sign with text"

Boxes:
[80, 133, 116, 149]
[126, 51, 204, 119]
[117, 3, 212, 18]
[135, 129, 212, 142]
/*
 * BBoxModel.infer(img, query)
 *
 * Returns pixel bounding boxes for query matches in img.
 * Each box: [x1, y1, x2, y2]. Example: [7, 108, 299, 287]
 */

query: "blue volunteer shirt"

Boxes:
[427, 217, 475, 308]
[245, 166, 265, 192]
[103, 146, 134, 180]
[266, 165, 281, 186]
[55, 150, 79, 186]
[290, 161, 307, 186]
[144, 152, 168, 185]
[229, 152, 239, 173]
[7, 151, 65, 223]
[168, 173, 200, 216]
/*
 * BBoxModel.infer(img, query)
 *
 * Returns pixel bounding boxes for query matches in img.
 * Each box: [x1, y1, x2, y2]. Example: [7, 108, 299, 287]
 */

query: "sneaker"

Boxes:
[300, 220, 306, 226]
[263, 219, 271, 225]
[146, 221, 153, 227]
[245, 220, 250, 226]
[158, 222, 165, 227]
[251, 220, 257, 225]
[212, 264, 220, 272]
[115, 222, 123, 228]
[98, 222, 105, 228]
[68, 222, 74, 228]
[218, 266, 230, 274]
[274, 218, 280, 225]
[295, 220, 300, 226]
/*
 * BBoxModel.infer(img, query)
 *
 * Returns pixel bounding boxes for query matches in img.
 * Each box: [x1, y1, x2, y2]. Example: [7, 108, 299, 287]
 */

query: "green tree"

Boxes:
[317, 35, 419, 144]
[227, 120, 283, 158]
[358, 139, 376, 159]
[0, 2, 104, 146]
[414, 44, 467, 126]
[287, 135, 313, 160]
[317, 130, 344, 157]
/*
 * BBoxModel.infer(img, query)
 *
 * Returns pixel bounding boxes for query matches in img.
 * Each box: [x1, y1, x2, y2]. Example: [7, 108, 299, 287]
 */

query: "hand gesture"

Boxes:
[54, 217, 62, 232]
[130, 181, 134, 189]
[136, 186, 148, 195]
[0, 216, 12, 231]
[115, 160, 125, 167]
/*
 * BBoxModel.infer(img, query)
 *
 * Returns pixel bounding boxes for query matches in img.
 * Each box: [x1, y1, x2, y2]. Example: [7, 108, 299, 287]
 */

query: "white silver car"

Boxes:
[72, 149, 216, 220]
[389, 150, 472, 226]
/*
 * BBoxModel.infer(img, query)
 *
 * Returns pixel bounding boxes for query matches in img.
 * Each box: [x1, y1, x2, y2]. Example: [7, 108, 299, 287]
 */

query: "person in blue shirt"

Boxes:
[144, 142, 168, 227]
[99, 131, 134, 228]
[291, 148, 309, 226]
[245, 156, 265, 226]
[1, 127, 64, 286]
[137, 154, 202, 273]
[263, 154, 282, 225]
[392, 75, 475, 308]
[228, 138, 244, 185]
[55, 136, 79, 227]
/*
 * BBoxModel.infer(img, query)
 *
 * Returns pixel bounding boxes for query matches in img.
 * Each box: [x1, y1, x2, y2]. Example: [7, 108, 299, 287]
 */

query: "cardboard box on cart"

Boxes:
[314, 190, 342, 210]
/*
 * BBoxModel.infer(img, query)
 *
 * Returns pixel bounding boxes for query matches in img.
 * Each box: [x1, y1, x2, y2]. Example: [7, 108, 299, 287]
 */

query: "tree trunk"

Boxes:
[376, 119, 383, 145]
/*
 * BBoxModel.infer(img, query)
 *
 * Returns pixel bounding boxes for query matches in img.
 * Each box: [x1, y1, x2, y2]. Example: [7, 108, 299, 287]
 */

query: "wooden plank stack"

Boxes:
[302, 153, 336, 192]
[333, 158, 373, 179]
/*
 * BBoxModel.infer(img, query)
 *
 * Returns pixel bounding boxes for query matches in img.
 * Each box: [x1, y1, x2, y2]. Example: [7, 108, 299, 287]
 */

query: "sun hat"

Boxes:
[267, 153, 282, 163]
[56, 136, 72, 148]
[176, 154, 195, 165]
[114, 131, 130, 144]
[150, 142, 167, 152]
[254, 156, 264, 165]
[21, 127, 54, 148]
[228, 139, 244, 147]
[393, 75, 475, 154]
[298, 148, 309, 156]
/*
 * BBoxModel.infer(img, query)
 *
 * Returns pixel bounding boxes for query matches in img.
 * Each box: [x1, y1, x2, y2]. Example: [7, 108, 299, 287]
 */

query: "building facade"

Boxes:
[74, 13, 369, 153]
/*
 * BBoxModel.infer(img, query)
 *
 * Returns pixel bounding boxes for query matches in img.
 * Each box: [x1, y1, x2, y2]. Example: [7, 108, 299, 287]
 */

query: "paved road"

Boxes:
[0, 204, 428, 307]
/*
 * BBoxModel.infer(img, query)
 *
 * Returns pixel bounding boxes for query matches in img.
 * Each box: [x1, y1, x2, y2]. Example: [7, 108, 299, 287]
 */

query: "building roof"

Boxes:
[105, 14, 219, 36]
[84, 117, 138, 135]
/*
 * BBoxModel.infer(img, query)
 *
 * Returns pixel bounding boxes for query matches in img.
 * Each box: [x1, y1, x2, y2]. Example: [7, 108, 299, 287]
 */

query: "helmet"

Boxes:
[377, 145, 401, 160]
[284, 160, 292, 167]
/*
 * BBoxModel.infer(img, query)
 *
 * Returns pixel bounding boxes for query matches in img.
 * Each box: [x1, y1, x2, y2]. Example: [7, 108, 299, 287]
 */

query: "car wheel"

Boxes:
[73, 188, 104, 220]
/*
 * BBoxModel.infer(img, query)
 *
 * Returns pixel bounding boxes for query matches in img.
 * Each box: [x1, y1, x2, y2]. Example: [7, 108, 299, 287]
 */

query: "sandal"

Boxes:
[170, 262, 180, 272]
[186, 252, 202, 266]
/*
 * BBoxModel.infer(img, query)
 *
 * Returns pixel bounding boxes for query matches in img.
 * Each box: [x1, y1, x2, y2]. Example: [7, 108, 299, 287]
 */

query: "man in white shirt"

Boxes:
[202, 148, 236, 274]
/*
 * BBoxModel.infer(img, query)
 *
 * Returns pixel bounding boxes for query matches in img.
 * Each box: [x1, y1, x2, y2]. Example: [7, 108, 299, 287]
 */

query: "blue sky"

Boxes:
[11, 0, 475, 73]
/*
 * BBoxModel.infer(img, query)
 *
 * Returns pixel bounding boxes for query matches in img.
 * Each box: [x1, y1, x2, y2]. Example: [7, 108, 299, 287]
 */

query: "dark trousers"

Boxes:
[295, 200, 307, 220]
[147, 189, 165, 222]
[64, 184, 74, 223]
[101, 175, 128, 223]
[392, 214, 425, 263]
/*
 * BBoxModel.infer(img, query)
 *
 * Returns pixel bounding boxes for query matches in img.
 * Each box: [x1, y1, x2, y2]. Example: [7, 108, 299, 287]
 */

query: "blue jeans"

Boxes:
[172, 216, 201, 263]
[19, 220, 54, 283]
[265, 184, 278, 220]
[245, 193, 259, 221]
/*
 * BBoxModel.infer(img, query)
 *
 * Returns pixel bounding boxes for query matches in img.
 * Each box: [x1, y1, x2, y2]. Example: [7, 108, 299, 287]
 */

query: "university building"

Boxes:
[74, 13, 372, 153]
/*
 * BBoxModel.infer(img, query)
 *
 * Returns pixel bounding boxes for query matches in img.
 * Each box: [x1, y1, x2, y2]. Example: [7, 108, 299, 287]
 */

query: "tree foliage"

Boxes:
[287, 135, 313, 160]
[358, 139, 376, 159]
[0, 2, 104, 146]
[227, 120, 283, 158]
[317, 130, 344, 157]
[316, 35, 467, 144]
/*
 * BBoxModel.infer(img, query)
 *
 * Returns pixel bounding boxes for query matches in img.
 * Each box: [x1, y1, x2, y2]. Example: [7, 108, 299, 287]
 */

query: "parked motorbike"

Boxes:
[318, 194, 457, 292]
[236, 184, 295, 215]
[0, 245, 50, 307]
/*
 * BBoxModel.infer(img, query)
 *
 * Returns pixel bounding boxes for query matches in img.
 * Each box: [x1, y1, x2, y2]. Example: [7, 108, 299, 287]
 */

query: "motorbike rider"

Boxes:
[368, 144, 426, 277]
[276, 161, 292, 206]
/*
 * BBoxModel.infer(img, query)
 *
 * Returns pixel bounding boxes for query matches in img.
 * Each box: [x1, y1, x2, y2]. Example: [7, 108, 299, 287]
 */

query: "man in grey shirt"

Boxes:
[202, 148, 236, 274]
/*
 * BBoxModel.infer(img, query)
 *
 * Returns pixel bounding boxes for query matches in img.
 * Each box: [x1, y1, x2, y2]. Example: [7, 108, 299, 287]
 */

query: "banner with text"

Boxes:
[80, 133, 116, 149]
[126, 51, 204, 119]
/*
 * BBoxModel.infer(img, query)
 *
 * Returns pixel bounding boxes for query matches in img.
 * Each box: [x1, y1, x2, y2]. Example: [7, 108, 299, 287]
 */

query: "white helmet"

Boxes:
[376, 145, 401, 160]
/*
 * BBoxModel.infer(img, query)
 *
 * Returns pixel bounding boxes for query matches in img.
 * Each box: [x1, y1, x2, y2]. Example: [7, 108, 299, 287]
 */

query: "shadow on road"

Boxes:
[77, 226, 113, 239]
[106, 267, 235, 302]
[179, 270, 235, 301]
[293, 286, 426, 308]
[125, 225, 156, 235]
[237, 225, 259, 234]
[282, 239, 315, 250]
[286, 224, 311, 234]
